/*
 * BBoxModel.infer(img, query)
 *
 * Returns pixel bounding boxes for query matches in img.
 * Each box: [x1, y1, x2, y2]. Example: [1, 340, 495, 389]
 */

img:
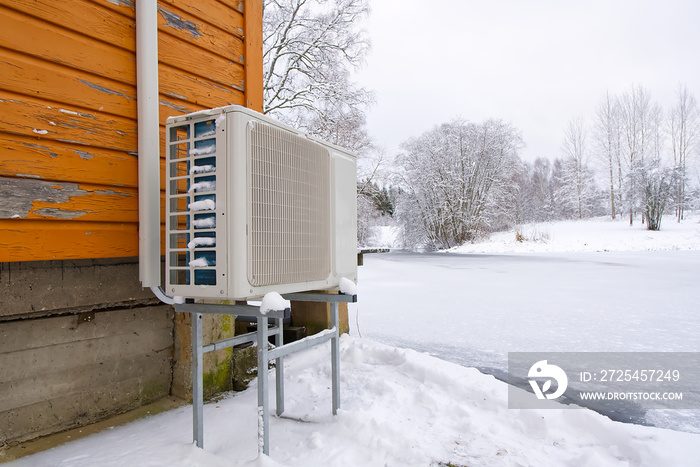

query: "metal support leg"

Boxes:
[275, 317, 284, 416]
[192, 312, 204, 448]
[330, 301, 340, 414]
[257, 316, 270, 455]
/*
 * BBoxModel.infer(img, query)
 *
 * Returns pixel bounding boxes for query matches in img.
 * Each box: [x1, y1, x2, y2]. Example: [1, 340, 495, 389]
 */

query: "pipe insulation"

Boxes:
[136, 0, 161, 287]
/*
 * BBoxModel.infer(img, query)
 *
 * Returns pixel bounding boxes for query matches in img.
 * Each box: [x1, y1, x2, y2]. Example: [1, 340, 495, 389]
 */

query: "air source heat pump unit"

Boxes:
[165, 105, 357, 300]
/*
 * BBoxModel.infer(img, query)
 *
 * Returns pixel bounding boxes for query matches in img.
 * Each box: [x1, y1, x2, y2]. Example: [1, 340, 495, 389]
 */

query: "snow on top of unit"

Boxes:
[260, 292, 290, 314]
[172, 296, 185, 304]
[192, 217, 216, 229]
[188, 199, 215, 211]
[188, 181, 216, 193]
[188, 257, 210, 268]
[190, 165, 215, 175]
[339, 277, 357, 295]
[187, 237, 216, 249]
[189, 145, 216, 156]
[33, 129, 48, 135]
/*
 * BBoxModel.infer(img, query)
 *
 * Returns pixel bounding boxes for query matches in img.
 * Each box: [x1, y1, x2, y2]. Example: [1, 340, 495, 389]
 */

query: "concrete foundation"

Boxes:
[0, 257, 349, 448]
[0, 305, 174, 445]
[290, 292, 349, 336]
[0, 258, 176, 446]
[171, 311, 236, 401]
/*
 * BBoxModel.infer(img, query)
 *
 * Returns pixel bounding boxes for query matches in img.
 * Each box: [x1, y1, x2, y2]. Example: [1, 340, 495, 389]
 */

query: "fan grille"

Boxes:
[247, 122, 331, 286]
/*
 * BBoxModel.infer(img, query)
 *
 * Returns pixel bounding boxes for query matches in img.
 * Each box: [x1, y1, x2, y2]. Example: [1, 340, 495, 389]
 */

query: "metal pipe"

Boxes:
[136, 0, 161, 288]
[150, 286, 176, 305]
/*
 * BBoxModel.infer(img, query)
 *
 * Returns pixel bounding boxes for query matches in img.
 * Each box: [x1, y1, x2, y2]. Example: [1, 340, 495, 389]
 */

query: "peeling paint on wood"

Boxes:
[78, 79, 135, 101]
[32, 208, 87, 219]
[158, 7, 202, 37]
[0, 93, 138, 152]
[0, 0, 261, 262]
[75, 150, 95, 160]
[165, 92, 188, 100]
[0, 177, 140, 222]
[107, 0, 134, 7]
[159, 99, 188, 113]
[0, 178, 89, 219]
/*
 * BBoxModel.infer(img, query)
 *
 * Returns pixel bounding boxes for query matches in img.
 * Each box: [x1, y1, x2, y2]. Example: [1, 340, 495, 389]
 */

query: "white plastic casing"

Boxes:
[165, 105, 357, 300]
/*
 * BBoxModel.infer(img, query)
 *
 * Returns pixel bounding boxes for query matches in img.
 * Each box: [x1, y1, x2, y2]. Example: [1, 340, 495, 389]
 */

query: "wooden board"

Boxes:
[0, 220, 138, 260]
[0, 0, 261, 262]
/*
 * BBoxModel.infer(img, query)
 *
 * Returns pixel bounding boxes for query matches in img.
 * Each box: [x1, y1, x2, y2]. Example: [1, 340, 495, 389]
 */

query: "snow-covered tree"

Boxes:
[639, 161, 674, 231]
[668, 83, 700, 222]
[396, 118, 523, 249]
[619, 85, 656, 225]
[558, 117, 598, 219]
[593, 92, 623, 219]
[262, 0, 373, 134]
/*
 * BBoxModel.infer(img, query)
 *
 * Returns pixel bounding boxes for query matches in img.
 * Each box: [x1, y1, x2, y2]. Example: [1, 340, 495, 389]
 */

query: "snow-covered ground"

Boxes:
[451, 215, 700, 254]
[369, 215, 700, 253]
[7, 336, 700, 467]
[8, 216, 700, 466]
[356, 216, 700, 436]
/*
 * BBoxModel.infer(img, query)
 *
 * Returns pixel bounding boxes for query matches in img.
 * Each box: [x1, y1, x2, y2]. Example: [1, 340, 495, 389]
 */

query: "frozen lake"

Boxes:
[351, 250, 700, 432]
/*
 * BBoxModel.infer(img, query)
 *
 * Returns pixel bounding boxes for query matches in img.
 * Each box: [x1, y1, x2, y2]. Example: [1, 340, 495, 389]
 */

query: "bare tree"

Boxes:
[668, 83, 700, 222]
[593, 92, 622, 219]
[263, 0, 373, 129]
[619, 85, 654, 225]
[560, 116, 596, 219]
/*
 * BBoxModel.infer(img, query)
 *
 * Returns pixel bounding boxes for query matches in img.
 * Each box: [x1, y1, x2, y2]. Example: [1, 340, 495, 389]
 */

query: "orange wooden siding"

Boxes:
[0, 0, 263, 262]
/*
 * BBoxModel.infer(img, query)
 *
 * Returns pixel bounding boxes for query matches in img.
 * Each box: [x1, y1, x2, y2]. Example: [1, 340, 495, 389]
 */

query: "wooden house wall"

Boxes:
[0, 0, 263, 262]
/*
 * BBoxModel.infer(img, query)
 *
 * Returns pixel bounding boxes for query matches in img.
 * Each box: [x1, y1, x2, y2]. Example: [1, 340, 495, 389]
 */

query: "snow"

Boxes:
[365, 215, 700, 253]
[355, 216, 700, 434]
[189, 181, 216, 193]
[260, 292, 290, 314]
[7, 216, 700, 466]
[59, 109, 78, 115]
[188, 199, 216, 212]
[173, 296, 185, 304]
[215, 114, 226, 128]
[198, 129, 217, 138]
[7, 336, 700, 467]
[190, 145, 216, 156]
[188, 237, 216, 249]
[364, 224, 401, 249]
[338, 277, 357, 295]
[32, 129, 48, 135]
[192, 217, 216, 229]
[190, 165, 215, 175]
[188, 258, 209, 268]
[451, 216, 700, 254]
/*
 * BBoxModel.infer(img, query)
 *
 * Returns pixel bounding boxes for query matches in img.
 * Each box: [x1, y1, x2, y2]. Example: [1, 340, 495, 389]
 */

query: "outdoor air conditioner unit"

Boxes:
[165, 105, 357, 300]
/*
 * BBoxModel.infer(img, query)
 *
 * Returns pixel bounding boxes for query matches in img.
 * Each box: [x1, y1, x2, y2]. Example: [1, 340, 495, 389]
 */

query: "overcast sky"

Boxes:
[355, 0, 700, 162]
